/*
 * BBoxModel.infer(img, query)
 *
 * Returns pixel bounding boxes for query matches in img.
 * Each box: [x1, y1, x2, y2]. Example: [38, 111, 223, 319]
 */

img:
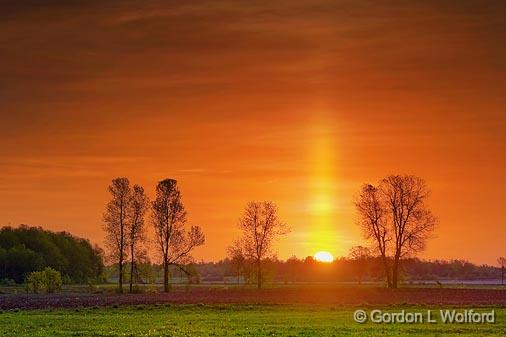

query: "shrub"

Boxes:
[44, 267, 62, 293]
[25, 267, 62, 293]
[25, 271, 44, 293]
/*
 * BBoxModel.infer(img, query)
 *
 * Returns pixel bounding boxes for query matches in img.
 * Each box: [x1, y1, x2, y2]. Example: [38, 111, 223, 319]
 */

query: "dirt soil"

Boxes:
[1, 287, 505, 310]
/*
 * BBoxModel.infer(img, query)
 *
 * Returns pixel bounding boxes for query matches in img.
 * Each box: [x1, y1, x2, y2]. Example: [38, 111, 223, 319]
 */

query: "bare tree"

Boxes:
[348, 245, 371, 284]
[498, 257, 506, 285]
[103, 177, 131, 293]
[151, 179, 205, 292]
[235, 201, 289, 289]
[227, 241, 247, 284]
[355, 184, 392, 287]
[380, 175, 437, 288]
[127, 184, 149, 293]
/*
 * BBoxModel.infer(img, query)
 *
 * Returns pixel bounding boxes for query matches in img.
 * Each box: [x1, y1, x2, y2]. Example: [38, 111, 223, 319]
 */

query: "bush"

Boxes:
[25, 267, 62, 293]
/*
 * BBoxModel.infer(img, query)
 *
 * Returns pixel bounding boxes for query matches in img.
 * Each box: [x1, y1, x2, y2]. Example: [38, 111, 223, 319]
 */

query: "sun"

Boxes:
[314, 251, 334, 263]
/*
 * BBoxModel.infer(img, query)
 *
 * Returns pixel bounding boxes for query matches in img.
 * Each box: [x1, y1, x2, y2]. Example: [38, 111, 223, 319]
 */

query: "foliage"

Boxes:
[25, 267, 62, 293]
[0, 225, 104, 284]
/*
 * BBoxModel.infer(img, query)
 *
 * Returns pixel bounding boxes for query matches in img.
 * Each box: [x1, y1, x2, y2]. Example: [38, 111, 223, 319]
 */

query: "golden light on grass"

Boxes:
[314, 251, 334, 263]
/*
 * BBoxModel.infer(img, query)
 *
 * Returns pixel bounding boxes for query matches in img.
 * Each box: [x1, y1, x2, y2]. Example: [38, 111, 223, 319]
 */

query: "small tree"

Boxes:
[498, 257, 506, 285]
[234, 201, 289, 289]
[151, 179, 205, 292]
[103, 177, 131, 293]
[348, 245, 371, 284]
[227, 242, 247, 284]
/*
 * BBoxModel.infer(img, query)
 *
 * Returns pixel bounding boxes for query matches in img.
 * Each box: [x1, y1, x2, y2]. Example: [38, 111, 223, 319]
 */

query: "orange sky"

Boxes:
[1, 1, 505, 265]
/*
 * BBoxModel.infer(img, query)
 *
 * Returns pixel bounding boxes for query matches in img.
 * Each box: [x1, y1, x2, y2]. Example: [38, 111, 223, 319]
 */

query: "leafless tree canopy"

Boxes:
[355, 184, 389, 257]
[355, 184, 392, 286]
[380, 175, 437, 257]
[348, 246, 371, 260]
[151, 178, 205, 292]
[102, 177, 131, 292]
[355, 175, 437, 288]
[234, 201, 289, 288]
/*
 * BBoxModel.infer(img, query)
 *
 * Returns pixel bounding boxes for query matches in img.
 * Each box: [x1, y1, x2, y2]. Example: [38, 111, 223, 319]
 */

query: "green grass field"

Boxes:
[0, 305, 503, 337]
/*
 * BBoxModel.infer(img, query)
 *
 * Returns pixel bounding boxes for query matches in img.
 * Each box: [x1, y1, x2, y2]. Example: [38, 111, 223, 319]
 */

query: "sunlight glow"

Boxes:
[306, 117, 343, 257]
[314, 251, 334, 263]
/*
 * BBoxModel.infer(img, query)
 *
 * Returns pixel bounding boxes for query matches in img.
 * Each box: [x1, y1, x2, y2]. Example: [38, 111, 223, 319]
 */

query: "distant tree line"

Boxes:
[0, 225, 104, 284]
[195, 256, 504, 284]
[102, 254, 503, 285]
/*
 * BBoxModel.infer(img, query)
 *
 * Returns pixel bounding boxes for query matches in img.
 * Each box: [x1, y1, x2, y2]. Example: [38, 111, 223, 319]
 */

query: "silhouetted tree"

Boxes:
[234, 201, 289, 289]
[381, 175, 437, 288]
[151, 179, 205, 292]
[227, 242, 247, 284]
[355, 184, 391, 287]
[348, 245, 371, 284]
[499, 257, 506, 285]
[103, 177, 131, 293]
[355, 175, 437, 288]
[127, 184, 149, 293]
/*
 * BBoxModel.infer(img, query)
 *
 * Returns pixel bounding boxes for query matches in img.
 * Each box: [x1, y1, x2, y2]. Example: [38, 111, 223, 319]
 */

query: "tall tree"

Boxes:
[355, 184, 391, 287]
[235, 201, 289, 289]
[127, 184, 149, 293]
[103, 177, 131, 293]
[355, 175, 437, 288]
[151, 179, 205, 292]
[380, 175, 437, 288]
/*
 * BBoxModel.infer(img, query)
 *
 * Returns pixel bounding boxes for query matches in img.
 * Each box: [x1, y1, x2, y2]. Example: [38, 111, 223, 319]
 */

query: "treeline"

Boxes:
[196, 257, 503, 284]
[0, 225, 104, 284]
[104, 257, 502, 285]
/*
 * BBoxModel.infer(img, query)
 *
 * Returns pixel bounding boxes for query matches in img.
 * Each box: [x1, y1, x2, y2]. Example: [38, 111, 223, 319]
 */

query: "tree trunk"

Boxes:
[391, 256, 400, 289]
[118, 201, 124, 293]
[118, 256, 123, 293]
[129, 244, 134, 293]
[381, 255, 392, 288]
[257, 259, 262, 289]
[163, 260, 170, 292]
